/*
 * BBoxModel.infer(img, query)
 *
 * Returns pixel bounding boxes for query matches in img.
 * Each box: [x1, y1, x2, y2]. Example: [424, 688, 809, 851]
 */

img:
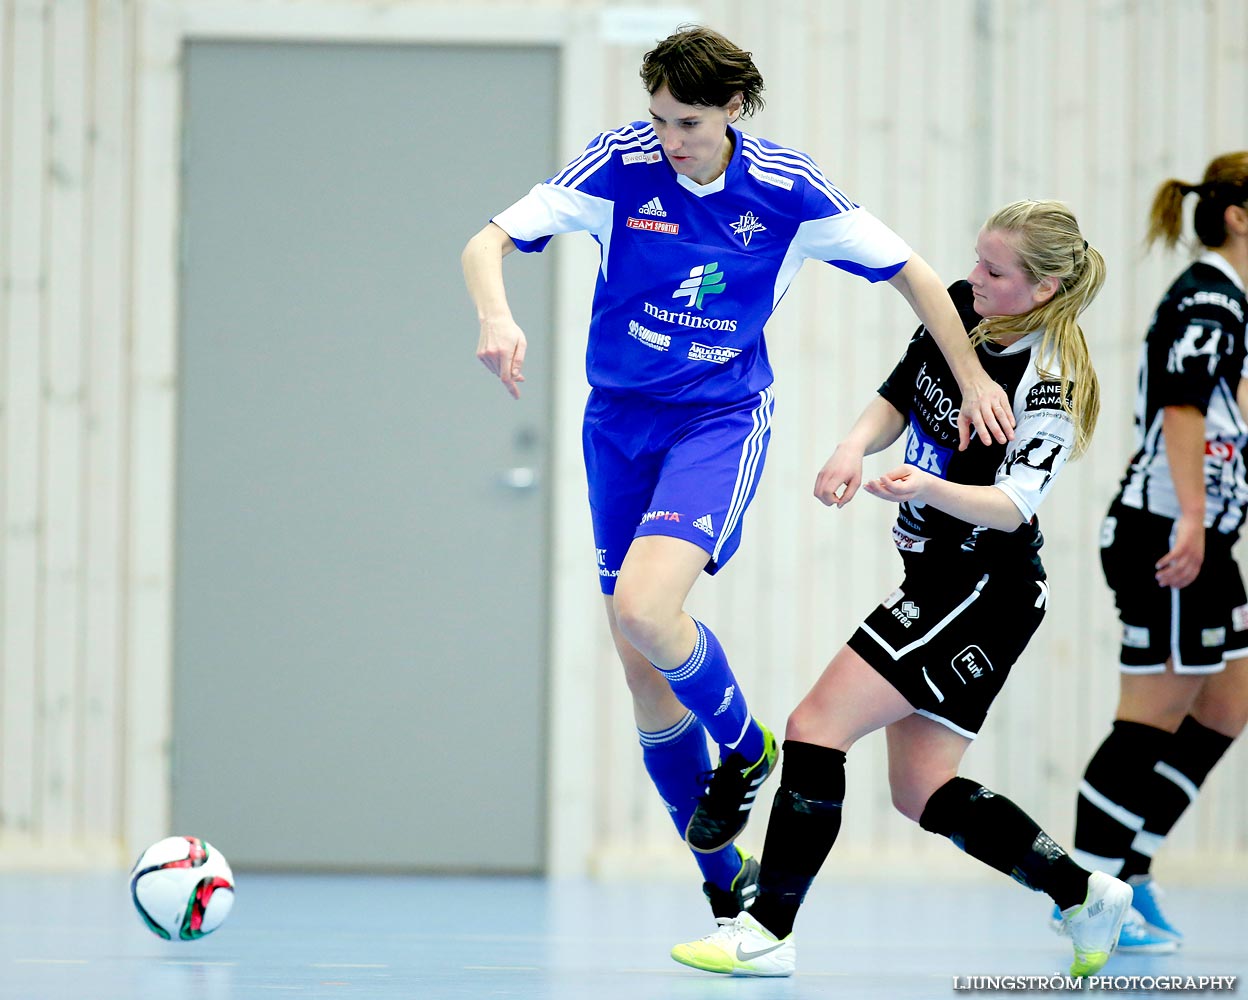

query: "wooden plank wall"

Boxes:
[0, 0, 136, 867]
[0, 0, 1245, 878]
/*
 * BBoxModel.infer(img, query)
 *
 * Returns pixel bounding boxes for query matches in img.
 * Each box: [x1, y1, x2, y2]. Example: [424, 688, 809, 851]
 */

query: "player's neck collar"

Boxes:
[674, 125, 739, 197]
[1199, 249, 1246, 293]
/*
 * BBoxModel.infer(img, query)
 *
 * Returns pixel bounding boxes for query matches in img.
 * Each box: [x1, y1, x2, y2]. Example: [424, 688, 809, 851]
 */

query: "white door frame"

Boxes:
[132, 0, 606, 874]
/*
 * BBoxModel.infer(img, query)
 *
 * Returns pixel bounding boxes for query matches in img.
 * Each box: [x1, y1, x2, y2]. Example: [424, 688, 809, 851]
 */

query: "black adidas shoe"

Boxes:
[685, 724, 778, 853]
[703, 849, 760, 919]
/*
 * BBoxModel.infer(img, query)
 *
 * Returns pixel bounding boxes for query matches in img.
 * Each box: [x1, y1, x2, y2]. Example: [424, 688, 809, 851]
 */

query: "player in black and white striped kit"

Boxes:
[670, 201, 1133, 979]
[1069, 152, 1248, 950]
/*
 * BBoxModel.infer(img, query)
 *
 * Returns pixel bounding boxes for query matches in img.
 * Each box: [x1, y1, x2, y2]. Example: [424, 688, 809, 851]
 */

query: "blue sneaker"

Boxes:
[1116, 906, 1179, 954]
[1128, 875, 1182, 942]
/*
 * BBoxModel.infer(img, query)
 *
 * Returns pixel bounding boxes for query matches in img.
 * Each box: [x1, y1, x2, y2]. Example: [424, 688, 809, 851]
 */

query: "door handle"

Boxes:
[499, 467, 538, 490]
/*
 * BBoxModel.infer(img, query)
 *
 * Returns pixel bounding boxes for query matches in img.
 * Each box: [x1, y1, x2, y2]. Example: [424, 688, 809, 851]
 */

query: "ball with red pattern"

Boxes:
[129, 836, 235, 940]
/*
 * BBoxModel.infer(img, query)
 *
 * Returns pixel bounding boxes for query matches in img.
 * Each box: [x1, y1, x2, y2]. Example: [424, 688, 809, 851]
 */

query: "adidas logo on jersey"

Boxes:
[638, 197, 667, 217]
[693, 514, 714, 537]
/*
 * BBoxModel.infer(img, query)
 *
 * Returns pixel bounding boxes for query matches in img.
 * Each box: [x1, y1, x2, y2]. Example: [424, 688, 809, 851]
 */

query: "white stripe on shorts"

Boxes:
[858, 575, 988, 661]
[914, 709, 978, 741]
[713, 387, 773, 564]
[1119, 661, 1167, 674]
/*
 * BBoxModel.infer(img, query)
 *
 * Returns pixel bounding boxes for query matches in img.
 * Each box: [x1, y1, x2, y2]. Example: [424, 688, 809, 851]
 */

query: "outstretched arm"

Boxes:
[865, 465, 1026, 531]
[814, 396, 907, 508]
[462, 222, 527, 399]
[888, 255, 1015, 450]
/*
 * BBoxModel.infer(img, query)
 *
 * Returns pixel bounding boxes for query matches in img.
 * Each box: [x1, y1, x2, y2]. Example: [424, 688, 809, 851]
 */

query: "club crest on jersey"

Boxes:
[672, 263, 726, 310]
[730, 211, 767, 247]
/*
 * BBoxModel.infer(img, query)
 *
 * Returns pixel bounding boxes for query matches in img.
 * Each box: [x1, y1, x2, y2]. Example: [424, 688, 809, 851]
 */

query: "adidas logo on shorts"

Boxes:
[693, 514, 714, 537]
[638, 197, 667, 217]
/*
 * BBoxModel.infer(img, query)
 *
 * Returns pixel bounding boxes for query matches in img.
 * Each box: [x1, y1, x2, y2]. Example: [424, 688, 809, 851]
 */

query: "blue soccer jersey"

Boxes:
[492, 121, 912, 405]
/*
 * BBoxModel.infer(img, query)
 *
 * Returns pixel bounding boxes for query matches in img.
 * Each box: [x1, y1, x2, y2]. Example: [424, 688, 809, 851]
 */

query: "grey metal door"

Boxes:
[173, 41, 556, 871]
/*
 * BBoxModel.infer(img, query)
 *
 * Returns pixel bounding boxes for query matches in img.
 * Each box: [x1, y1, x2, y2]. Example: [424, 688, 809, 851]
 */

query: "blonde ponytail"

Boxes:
[970, 200, 1104, 458]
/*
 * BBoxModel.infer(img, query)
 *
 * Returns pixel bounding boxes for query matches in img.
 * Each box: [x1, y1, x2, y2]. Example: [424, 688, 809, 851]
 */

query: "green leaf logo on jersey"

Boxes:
[673, 263, 726, 310]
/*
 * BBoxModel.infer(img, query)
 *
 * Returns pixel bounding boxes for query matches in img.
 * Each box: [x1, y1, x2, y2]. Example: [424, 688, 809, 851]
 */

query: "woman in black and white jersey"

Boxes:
[1069, 153, 1248, 949]
[670, 201, 1131, 979]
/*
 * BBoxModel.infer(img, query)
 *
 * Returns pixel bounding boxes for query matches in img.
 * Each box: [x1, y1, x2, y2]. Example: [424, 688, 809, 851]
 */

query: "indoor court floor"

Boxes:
[2, 870, 1244, 999]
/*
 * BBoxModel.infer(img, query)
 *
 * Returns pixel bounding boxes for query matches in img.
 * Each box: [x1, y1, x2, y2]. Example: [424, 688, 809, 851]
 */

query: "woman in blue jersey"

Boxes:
[1065, 153, 1248, 950]
[462, 25, 1014, 925]
[670, 201, 1133, 979]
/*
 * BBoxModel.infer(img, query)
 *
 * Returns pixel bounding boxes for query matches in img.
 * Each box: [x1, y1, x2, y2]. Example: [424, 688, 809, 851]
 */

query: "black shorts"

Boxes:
[1100, 500, 1248, 674]
[847, 564, 1047, 738]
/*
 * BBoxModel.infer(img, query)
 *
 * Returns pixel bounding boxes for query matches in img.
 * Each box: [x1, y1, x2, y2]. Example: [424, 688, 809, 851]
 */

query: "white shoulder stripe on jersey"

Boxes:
[713, 387, 773, 564]
[743, 148, 850, 209]
[555, 135, 661, 189]
[741, 141, 854, 212]
[552, 126, 660, 190]
[740, 133, 821, 171]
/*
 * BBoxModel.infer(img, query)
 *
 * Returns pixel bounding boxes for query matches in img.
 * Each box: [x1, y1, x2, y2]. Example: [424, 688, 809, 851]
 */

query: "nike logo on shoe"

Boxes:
[736, 941, 784, 962]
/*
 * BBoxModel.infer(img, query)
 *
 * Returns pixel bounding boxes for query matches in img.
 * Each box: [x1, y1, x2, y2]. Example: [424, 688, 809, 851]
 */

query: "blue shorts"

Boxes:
[583, 387, 774, 595]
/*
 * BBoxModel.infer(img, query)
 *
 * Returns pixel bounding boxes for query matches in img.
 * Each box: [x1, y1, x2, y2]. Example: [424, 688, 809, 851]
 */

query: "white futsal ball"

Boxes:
[129, 836, 235, 940]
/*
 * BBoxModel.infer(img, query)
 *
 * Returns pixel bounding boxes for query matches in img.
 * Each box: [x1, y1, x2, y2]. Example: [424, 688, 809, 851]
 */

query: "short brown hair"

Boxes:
[640, 26, 765, 117]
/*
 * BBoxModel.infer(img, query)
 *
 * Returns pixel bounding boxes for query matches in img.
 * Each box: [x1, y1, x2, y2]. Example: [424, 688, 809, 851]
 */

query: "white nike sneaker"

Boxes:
[1060, 871, 1133, 977]
[670, 910, 795, 977]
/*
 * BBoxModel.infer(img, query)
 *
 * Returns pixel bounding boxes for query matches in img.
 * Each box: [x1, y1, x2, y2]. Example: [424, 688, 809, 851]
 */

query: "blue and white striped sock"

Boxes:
[639, 711, 743, 889]
[654, 618, 762, 764]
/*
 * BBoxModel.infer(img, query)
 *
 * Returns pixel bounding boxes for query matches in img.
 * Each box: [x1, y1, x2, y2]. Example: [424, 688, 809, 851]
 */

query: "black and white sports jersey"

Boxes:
[1115, 252, 1248, 535]
[877, 281, 1078, 576]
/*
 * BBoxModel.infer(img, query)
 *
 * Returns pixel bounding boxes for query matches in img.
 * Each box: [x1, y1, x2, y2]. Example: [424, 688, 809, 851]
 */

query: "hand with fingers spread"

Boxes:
[1154, 512, 1205, 589]
[957, 373, 1016, 450]
[476, 315, 528, 399]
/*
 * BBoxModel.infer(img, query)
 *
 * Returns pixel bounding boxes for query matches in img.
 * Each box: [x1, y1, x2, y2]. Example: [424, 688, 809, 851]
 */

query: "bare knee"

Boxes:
[784, 700, 824, 745]
[612, 580, 672, 657]
[890, 784, 928, 824]
[1116, 670, 1203, 732]
[890, 772, 957, 825]
[1191, 691, 1248, 738]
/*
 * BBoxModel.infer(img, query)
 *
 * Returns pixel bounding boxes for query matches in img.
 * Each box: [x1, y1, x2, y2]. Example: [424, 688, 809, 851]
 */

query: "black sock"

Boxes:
[1121, 715, 1234, 879]
[750, 740, 845, 939]
[1074, 720, 1170, 876]
[920, 776, 1090, 911]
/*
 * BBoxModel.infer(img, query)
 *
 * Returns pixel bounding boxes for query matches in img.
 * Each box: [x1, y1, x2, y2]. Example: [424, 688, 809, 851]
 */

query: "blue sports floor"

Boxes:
[1, 871, 1244, 999]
